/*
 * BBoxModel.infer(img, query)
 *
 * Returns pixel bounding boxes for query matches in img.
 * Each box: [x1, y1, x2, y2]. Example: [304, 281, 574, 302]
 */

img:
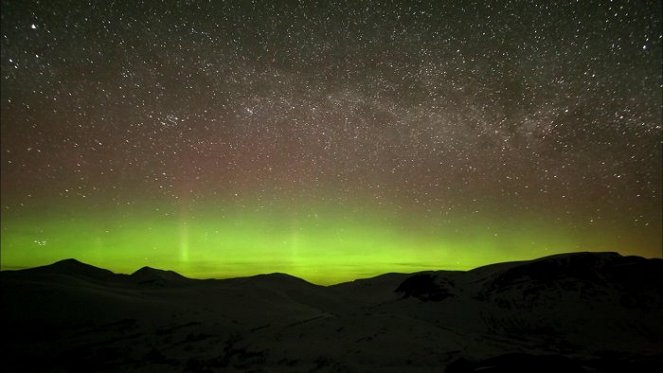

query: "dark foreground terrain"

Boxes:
[2, 252, 662, 372]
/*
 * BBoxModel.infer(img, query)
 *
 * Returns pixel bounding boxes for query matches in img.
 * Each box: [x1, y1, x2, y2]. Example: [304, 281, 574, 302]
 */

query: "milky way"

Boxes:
[1, 1, 661, 283]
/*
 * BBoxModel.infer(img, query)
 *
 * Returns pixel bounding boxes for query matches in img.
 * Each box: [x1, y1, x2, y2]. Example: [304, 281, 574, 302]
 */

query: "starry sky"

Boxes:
[1, 0, 661, 284]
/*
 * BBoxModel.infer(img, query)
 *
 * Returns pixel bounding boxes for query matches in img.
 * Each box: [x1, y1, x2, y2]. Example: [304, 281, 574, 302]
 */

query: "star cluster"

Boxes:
[1, 1, 661, 283]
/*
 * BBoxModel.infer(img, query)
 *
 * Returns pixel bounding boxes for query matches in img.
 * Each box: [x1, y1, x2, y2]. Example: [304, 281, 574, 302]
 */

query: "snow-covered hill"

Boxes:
[1, 252, 661, 372]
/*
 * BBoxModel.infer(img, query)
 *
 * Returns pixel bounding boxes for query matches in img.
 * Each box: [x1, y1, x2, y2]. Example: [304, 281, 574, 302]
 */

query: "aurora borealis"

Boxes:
[1, 1, 661, 284]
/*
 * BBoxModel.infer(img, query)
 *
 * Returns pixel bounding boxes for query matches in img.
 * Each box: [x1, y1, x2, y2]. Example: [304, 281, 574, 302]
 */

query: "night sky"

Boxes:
[1, 1, 661, 284]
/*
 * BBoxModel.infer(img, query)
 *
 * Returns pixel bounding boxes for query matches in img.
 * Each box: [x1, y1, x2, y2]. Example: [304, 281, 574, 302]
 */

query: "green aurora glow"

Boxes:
[1, 197, 658, 285]
[1, 2, 661, 284]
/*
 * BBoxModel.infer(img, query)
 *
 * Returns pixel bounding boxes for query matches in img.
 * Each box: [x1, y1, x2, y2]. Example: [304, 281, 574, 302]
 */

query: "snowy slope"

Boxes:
[1, 252, 661, 372]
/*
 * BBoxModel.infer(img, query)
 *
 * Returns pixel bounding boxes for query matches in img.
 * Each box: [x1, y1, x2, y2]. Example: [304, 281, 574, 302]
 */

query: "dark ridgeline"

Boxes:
[1, 252, 662, 372]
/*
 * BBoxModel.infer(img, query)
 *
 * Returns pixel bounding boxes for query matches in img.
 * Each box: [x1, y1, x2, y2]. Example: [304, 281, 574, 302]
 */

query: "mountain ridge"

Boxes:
[2, 251, 662, 371]
[16, 258, 117, 281]
[3, 251, 651, 286]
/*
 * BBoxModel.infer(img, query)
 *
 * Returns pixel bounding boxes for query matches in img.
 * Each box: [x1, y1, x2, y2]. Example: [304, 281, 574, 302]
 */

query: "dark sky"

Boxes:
[1, 0, 661, 282]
